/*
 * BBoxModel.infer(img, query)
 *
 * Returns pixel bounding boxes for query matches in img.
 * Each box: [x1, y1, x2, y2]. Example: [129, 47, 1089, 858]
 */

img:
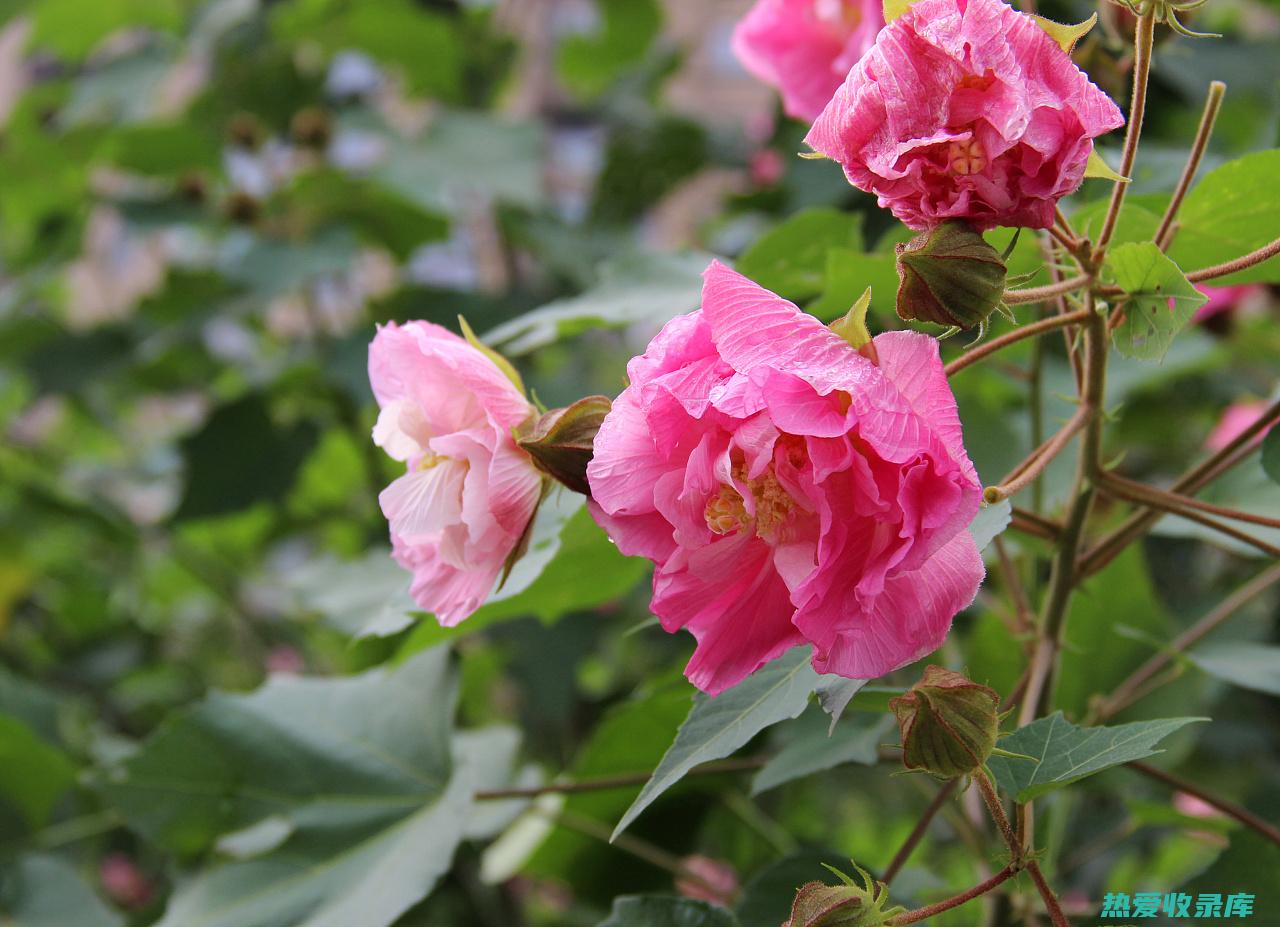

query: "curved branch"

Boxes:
[946, 309, 1093, 376]
[1187, 236, 1280, 282]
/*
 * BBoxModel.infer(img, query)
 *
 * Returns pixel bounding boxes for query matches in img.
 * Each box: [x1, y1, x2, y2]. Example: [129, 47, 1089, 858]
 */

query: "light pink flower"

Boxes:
[369, 321, 542, 626]
[1204, 400, 1273, 453]
[733, 0, 886, 122]
[804, 0, 1124, 231]
[1192, 283, 1266, 323]
[587, 261, 984, 695]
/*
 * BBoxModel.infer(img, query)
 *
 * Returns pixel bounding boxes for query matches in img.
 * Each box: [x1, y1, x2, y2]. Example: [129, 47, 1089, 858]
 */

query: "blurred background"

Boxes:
[0, 0, 1278, 925]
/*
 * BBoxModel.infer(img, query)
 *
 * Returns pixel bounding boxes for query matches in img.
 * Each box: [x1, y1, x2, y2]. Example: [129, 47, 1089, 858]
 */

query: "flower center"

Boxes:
[814, 0, 860, 32]
[947, 138, 986, 176]
[415, 451, 446, 472]
[704, 463, 797, 541]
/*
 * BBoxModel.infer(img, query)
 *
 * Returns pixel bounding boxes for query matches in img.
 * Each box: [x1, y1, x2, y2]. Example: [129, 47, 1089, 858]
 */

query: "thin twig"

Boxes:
[985, 408, 1090, 504]
[1093, 562, 1280, 720]
[1094, 8, 1157, 260]
[1026, 860, 1072, 927]
[1003, 275, 1091, 306]
[1186, 236, 1280, 282]
[1128, 762, 1280, 848]
[882, 781, 960, 884]
[1097, 476, 1280, 560]
[889, 865, 1019, 926]
[1155, 82, 1226, 249]
[1079, 397, 1280, 578]
[946, 309, 1093, 377]
[1103, 473, 1280, 530]
[473, 756, 768, 801]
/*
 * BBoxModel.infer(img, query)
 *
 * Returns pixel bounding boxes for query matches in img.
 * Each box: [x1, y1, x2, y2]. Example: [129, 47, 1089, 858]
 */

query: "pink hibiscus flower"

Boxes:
[1204, 400, 1274, 453]
[732, 0, 886, 122]
[369, 321, 543, 626]
[804, 0, 1124, 231]
[1192, 283, 1266, 323]
[587, 261, 985, 695]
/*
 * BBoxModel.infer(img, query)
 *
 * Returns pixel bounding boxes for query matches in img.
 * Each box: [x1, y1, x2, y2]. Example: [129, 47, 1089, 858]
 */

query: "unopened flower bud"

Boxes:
[676, 855, 739, 907]
[290, 106, 333, 150]
[517, 396, 612, 495]
[783, 865, 903, 927]
[889, 665, 1000, 778]
[894, 221, 1007, 330]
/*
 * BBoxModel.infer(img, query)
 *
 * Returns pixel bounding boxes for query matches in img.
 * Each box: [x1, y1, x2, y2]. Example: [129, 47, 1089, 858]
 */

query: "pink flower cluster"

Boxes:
[804, 0, 1124, 231]
[369, 321, 542, 626]
[586, 263, 984, 694]
[733, 0, 885, 122]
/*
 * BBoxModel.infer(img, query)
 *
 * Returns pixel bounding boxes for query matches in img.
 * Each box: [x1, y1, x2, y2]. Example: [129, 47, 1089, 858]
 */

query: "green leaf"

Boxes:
[612, 649, 819, 839]
[807, 248, 898, 323]
[1263, 427, 1280, 485]
[280, 171, 449, 261]
[1032, 13, 1097, 53]
[1105, 242, 1207, 362]
[271, 0, 462, 99]
[1180, 832, 1280, 919]
[968, 499, 1012, 552]
[1054, 548, 1174, 718]
[0, 855, 123, 927]
[736, 208, 863, 304]
[1171, 149, 1280, 284]
[1188, 641, 1280, 696]
[176, 394, 319, 521]
[0, 713, 76, 829]
[557, 0, 662, 99]
[735, 850, 854, 927]
[485, 252, 709, 356]
[103, 648, 478, 927]
[1083, 147, 1129, 182]
[526, 683, 692, 882]
[102, 121, 222, 176]
[814, 677, 869, 730]
[28, 0, 188, 60]
[598, 896, 740, 927]
[287, 551, 419, 639]
[751, 708, 890, 795]
[988, 713, 1206, 802]
[359, 109, 545, 214]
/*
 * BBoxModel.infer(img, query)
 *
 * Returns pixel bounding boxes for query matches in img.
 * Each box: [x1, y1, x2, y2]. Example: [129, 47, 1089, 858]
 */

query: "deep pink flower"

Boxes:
[1204, 400, 1273, 452]
[804, 0, 1124, 231]
[1192, 283, 1266, 323]
[733, 0, 886, 122]
[587, 261, 984, 695]
[369, 321, 542, 626]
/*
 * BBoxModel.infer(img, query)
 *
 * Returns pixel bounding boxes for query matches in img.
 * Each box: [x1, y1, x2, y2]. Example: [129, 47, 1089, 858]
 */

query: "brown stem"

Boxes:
[1094, 562, 1280, 721]
[1026, 860, 1072, 927]
[473, 756, 768, 801]
[985, 407, 1089, 504]
[1093, 8, 1157, 260]
[1128, 761, 1280, 848]
[994, 536, 1036, 638]
[1097, 476, 1280, 561]
[946, 309, 1093, 377]
[1186, 236, 1280, 282]
[889, 865, 1020, 926]
[1103, 473, 1280, 530]
[1011, 506, 1063, 542]
[975, 770, 1020, 857]
[1078, 397, 1280, 578]
[1155, 82, 1226, 250]
[1003, 275, 1091, 306]
[882, 780, 960, 884]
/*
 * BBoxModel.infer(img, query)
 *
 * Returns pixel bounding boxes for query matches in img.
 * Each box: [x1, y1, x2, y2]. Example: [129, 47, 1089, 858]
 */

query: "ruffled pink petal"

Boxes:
[392, 536, 502, 628]
[806, 530, 984, 678]
[587, 388, 677, 518]
[653, 532, 807, 696]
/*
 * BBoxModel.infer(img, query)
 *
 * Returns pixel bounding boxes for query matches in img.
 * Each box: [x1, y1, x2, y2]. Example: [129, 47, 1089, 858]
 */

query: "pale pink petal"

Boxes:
[378, 461, 467, 543]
